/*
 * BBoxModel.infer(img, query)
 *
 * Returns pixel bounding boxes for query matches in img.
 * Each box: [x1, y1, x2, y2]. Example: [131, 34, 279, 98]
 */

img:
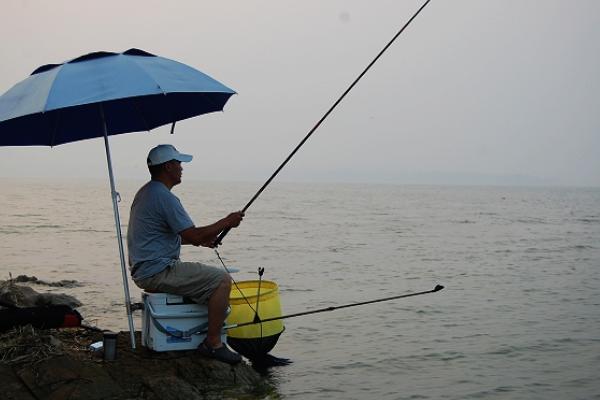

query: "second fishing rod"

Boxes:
[196, 284, 444, 335]
[214, 0, 432, 246]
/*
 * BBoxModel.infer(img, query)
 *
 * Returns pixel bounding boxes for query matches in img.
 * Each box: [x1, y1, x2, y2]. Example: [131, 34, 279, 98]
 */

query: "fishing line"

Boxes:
[214, 250, 266, 345]
[214, 248, 257, 313]
[215, 0, 432, 245]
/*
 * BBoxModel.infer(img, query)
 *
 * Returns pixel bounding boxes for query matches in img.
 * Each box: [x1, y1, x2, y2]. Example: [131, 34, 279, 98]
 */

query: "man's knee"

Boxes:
[215, 273, 231, 290]
[220, 274, 232, 288]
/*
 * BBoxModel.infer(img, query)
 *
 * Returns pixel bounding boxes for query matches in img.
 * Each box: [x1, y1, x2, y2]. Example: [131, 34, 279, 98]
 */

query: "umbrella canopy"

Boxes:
[0, 49, 236, 348]
[0, 48, 235, 146]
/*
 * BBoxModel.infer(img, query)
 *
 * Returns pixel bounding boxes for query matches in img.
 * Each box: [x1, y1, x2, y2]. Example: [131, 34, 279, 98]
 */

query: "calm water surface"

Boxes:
[1, 178, 599, 399]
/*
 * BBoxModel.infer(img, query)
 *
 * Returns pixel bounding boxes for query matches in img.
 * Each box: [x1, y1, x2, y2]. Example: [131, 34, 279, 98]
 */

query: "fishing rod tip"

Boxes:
[433, 284, 444, 292]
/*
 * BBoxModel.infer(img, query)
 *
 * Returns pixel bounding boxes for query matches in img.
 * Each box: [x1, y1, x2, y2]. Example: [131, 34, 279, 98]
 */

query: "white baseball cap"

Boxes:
[147, 144, 193, 166]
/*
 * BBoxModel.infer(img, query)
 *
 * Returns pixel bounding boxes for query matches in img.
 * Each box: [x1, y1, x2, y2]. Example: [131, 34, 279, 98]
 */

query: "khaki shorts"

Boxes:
[134, 261, 226, 304]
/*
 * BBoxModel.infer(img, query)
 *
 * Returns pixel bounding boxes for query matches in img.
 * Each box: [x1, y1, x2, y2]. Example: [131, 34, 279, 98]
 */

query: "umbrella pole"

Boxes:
[100, 105, 137, 349]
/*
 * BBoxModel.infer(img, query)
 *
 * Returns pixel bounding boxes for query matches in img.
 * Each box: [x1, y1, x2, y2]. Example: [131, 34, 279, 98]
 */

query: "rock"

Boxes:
[14, 275, 81, 288]
[36, 292, 83, 308]
[0, 364, 36, 400]
[16, 355, 125, 400]
[0, 280, 82, 308]
[142, 376, 205, 400]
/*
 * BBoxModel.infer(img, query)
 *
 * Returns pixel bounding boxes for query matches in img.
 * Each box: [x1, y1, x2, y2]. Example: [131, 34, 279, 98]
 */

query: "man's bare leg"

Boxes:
[205, 275, 232, 348]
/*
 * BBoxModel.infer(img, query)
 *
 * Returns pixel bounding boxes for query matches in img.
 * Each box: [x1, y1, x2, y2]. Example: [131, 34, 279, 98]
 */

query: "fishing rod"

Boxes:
[217, 284, 444, 333]
[215, 0, 432, 245]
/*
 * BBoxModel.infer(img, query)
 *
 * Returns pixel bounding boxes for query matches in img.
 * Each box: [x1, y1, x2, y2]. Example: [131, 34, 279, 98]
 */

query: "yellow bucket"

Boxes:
[227, 280, 284, 339]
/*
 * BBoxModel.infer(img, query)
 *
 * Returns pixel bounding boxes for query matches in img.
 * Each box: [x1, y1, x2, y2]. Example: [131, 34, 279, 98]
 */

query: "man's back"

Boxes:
[127, 180, 194, 281]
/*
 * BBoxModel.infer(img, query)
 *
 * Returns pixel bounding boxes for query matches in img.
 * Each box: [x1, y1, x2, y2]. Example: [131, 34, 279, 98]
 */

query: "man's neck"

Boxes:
[152, 177, 174, 190]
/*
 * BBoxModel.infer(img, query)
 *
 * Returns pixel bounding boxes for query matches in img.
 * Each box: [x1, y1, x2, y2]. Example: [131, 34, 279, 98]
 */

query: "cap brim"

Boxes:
[174, 153, 193, 163]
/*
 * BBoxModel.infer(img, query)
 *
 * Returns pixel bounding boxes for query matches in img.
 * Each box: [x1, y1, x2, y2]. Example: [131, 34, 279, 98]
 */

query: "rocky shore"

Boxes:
[1, 327, 276, 400]
[0, 277, 277, 400]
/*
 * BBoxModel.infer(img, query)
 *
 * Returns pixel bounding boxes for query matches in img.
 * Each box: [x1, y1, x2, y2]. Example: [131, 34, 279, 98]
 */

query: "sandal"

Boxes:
[198, 341, 242, 365]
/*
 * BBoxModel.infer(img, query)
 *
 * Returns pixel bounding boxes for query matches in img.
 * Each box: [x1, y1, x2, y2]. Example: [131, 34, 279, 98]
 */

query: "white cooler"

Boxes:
[141, 291, 227, 352]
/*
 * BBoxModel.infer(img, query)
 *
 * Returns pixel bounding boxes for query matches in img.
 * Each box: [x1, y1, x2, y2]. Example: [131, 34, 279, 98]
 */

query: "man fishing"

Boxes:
[127, 144, 244, 364]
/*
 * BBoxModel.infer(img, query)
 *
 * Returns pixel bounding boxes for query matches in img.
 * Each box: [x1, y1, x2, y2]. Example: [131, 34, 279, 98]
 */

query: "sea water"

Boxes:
[1, 178, 599, 400]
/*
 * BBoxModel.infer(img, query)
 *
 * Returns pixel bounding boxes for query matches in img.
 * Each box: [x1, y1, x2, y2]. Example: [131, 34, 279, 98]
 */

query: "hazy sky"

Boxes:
[1, 1, 598, 187]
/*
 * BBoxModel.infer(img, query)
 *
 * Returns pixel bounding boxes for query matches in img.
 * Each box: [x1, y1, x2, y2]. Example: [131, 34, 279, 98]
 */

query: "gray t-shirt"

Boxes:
[127, 180, 194, 281]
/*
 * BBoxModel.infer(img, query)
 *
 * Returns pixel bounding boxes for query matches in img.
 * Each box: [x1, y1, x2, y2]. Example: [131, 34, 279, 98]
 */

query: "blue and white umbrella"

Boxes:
[0, 49, 236, 347]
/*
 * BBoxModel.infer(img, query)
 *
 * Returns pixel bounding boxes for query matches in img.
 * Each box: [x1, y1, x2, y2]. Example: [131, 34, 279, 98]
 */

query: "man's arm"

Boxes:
[180, 211, 244, 247]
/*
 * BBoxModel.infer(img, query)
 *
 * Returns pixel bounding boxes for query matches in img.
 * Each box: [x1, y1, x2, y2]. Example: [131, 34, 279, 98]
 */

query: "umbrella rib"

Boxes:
[199, 92, 222, 113]
[49, 111, 60, 147]
[128, 98, 152, 132]
[123, 55, 169, 132]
